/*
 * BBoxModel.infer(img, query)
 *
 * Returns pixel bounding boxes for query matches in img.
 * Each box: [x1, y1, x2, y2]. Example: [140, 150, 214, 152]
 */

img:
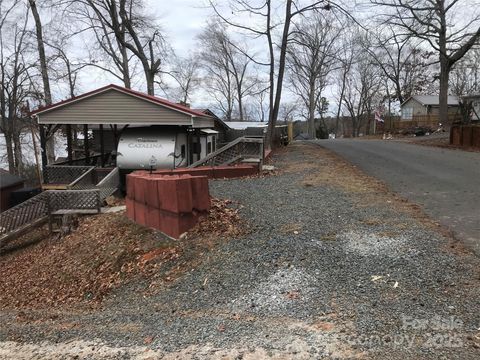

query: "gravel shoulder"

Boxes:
[0, 142, 479, 359]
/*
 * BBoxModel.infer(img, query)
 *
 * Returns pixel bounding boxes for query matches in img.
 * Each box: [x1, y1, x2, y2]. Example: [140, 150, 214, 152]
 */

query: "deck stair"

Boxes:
[0, 167, 120, 249]
[189, 136, 264, 168]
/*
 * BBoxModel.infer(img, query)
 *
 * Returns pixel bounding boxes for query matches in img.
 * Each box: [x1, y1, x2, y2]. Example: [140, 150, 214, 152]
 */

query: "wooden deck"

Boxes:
[42, 184, 69, 190]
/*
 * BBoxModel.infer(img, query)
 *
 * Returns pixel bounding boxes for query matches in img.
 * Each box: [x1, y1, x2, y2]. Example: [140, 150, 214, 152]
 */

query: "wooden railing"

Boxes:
[44, 166, 120, 199]
[96, 167, 120, 200]
[189, 137, 264, 168]
[0, 192, 49, 239]
[53, 153, 110, 166]
[0, 189, 101, 249]
[43, 165, 94, 185]
[48, 189, 101, 213]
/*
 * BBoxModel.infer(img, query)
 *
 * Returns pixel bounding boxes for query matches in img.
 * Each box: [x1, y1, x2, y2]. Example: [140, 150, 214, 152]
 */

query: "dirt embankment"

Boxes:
[0, 199, 246, 309]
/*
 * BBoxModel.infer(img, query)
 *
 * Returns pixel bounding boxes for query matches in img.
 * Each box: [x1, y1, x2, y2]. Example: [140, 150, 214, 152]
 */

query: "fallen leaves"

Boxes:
[0, 198, 246, 310]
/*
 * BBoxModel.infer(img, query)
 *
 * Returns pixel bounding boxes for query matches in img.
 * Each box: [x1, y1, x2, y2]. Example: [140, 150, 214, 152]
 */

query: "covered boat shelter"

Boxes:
[30, 84, 227, 169]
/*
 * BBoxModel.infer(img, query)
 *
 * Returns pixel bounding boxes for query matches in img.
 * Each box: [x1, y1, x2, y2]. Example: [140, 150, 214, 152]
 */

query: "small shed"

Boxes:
[0, 169, 24, 212]
[401, 95, 460, 120]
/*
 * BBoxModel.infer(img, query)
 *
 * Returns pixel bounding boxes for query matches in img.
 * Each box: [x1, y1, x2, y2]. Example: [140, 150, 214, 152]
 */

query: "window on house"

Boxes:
[207, 141, 212, 154]
[180, 145, 186, 158]
[402, 107, 413, 120]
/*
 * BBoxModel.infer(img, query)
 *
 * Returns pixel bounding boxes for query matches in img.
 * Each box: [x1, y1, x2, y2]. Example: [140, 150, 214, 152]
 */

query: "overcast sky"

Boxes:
[149, 0, 212, 57]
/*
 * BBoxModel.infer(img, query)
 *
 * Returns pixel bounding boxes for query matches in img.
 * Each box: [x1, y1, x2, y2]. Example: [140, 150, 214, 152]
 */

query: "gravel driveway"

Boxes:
[0, 142, 479, 359]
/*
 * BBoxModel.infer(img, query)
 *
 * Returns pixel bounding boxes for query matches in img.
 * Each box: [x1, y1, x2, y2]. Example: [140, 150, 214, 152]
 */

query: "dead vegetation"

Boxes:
[283, 142, 465, 246]
[0, 198, 246, 310]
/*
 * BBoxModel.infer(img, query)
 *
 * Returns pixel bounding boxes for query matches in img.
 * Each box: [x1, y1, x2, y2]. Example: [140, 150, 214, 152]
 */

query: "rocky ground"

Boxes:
[0, 142, 479, 359]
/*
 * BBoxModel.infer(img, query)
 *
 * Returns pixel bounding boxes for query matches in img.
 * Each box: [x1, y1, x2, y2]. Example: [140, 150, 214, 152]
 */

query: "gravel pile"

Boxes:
[0, 142, 479, 359]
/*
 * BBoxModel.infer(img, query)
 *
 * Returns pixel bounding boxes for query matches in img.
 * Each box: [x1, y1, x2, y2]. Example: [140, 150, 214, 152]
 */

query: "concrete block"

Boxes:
[134, 201, 147, 226]
[125, 197, 135, 220]
[190, 176, 210, 211]
[145, 178, 161, 209]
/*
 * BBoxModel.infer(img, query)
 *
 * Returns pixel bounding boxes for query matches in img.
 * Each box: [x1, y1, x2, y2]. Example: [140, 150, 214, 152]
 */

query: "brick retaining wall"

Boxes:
[126, 173, 210, 239]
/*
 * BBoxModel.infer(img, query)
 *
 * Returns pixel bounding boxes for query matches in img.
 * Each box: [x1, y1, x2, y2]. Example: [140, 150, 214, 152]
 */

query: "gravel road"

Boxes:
[317, 138, 480, 256]
[0, 142, 479, 359]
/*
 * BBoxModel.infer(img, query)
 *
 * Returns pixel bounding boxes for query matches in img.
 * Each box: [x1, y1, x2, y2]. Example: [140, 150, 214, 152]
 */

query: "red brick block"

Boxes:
[159, 210, 197, 239]
[190, 176, 210, 211]
[157, 176, 193, 214]
[126, 174, 137, 199]
[134, 201, 147, 226]
[146, 206, 161, 230]
[126, 197, 135, 220]
[134, 176, 149, 204]
[212, 165, 258, 179]
[145, 178, 161, 209]
[176, 167, 215, 178]
[152, 169, 173, 176]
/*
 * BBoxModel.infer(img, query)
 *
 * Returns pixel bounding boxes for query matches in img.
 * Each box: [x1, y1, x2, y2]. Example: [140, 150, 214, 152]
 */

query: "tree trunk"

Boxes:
[439, 57, 450, 126]
[29, 0, 51, 105]
[4, 132, 15, 173]
[13, 132, 24, 176]
[308, 81, 316, 139]
[145, 68, 154, 95]
[29, 0, 55, 163]
[120, 27, 131, 88]
[238, 91, 244, 121]
[267, 0, 292, 148]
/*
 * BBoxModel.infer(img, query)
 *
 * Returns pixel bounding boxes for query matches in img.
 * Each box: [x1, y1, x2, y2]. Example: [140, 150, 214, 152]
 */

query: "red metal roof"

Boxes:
[30, 84, 210, 118]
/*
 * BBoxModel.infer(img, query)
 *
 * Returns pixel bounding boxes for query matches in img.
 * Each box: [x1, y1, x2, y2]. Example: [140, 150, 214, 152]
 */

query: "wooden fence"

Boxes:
[386, 114, 463, 132]
[0, 189, 102, 249]
[43, 165, 94, 186]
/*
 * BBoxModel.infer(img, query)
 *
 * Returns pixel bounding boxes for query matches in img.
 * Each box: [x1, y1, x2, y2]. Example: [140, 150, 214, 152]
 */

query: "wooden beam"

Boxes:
[99, 124, 105, 167]
[39, 124, 48, 169]
[83, 124, 90, 165]
[66, 124, 73, 164]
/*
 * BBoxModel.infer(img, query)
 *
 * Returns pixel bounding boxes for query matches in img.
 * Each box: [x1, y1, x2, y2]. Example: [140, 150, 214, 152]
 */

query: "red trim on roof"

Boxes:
[30, 84, 209, 118]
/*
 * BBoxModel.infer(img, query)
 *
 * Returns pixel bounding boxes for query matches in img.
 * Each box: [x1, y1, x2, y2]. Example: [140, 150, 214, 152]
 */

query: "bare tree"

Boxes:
[166, 55, 201, 104]
[210, 0, 343, 147]
[287, 12, 341, 138]
[450, 47, 480, 96]
[70, 0, 133, 88]
[83, 0, 168, 95]
[372, 0, 480, 125]
[198, 20, 255, 121]
[342, 41, 383, 137]
[0, 1, 35, 174]
[28, 0, 57, 164]
[363, 25, 432, 104]
[333, 30, 355, 136]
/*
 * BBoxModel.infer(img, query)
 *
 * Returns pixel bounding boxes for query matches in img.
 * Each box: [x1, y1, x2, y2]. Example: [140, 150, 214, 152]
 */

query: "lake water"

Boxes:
[0, 132, 67, 170]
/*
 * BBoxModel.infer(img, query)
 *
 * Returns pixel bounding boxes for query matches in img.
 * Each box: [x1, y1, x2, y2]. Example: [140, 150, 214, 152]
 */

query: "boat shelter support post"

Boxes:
[99, 124, 105, 167]
[66, 124, 73, 164]
[39, 124, 48, 171]
[83, 124, 90, 165]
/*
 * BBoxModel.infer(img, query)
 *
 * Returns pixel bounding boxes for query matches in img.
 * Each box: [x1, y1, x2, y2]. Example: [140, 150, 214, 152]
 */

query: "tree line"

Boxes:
[1, 0, 480, 175]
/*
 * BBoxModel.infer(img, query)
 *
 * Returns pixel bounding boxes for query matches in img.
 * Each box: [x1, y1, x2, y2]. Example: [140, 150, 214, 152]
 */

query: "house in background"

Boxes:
[0, 169, 24, 212]
[400, 95, 460, 121]
[462, 94, 480, 121]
